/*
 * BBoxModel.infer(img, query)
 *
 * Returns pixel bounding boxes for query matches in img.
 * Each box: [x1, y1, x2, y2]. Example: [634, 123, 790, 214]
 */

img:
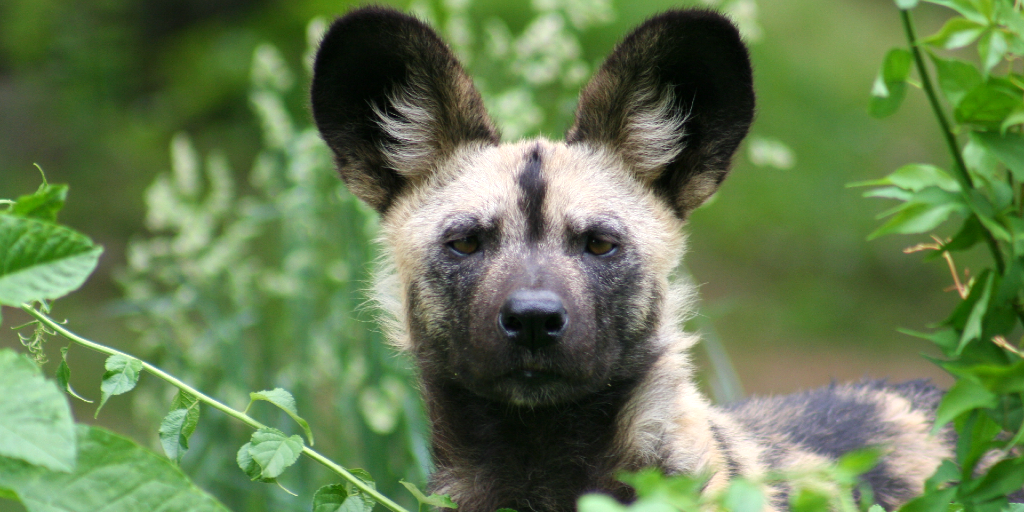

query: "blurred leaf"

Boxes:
[850, 163, 961, 192]
[837, 448, 880, 476]
[942, 215, 984, 254]
[895, 0, 919, 8]
[236, 442, 274, 483]
[955, 81, 1022, 128]
[10, 182, 68, 223]
[870, 48, 913, 118]
[959, 271, 995, 351]
[55, 346, 91, 404]
[0, 425, 229, 511]
[95, 355, 143, 418]
[0, 214, 103, 306]
[923, 18, 987, 49]
[977, 30, 1009, 75]
[929, 53, 983, 107]
[934, 378, 998, 430]
[578, 494, 627, 512]
[869, 187, 967, 239]
[400, 480, 458, 509]
[899, 328, 960, 353]
[247, 427, 303, 480]
[923, 0, 988, 24]
[791, 488, 830, 512]
[1001, 105, 1024, 134]
[248, 388, 313, 446]
[0, 349, 76, 472]
[313, 484, 372, 512]
[971, 131, 1024, 183]
[160, 391, 200, 465]
[896, 487, 957, 512]
[345, 468, 377, 511]
[723, 479, 763, 512]
[967, 457, 1024, 501]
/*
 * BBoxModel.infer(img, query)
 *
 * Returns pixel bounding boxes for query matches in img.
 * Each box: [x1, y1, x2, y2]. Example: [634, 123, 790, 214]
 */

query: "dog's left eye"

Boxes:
[448, 236, 480, 255]
[586, 237, 617, 256]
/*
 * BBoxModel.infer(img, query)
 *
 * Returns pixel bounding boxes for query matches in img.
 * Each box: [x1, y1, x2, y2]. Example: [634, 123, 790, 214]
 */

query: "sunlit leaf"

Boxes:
[95, 355, 143, 418]
[895, 0, 919, 9]
[923, 0, 988, 24]
[247, 427, 303, 480]
[978, 29, 1009, 75]
[0, 425, 229, 511]
[0, 349, 76, 472]
[850, 163, 961, 192]
[929, 52, 982, 107]
[869, 48, 913, 118]
[923, 18, 987, 49]
[247, 388, 313, 445]
[723, 479, 763, 512]
[10, 182, 68, 223]
[971, 131, 1024, 183]
[934, 378, 998, 430]
[0, 214, 103, 306]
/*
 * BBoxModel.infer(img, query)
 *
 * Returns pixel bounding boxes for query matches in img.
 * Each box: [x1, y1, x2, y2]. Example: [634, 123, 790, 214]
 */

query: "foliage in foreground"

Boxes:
[6, 0, 1024, 511]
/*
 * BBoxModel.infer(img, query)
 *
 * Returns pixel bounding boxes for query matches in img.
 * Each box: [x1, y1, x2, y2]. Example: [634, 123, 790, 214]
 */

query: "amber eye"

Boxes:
[449, 236, 480, 255]
[586, 237, 616, 256]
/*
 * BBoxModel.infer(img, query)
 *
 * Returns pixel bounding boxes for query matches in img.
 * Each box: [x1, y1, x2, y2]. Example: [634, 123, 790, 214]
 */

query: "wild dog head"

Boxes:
[311, 7, 754, 406]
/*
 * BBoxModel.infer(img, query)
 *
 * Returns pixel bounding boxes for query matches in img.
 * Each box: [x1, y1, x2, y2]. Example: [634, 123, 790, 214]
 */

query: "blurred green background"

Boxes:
[0, 0, 976, 510]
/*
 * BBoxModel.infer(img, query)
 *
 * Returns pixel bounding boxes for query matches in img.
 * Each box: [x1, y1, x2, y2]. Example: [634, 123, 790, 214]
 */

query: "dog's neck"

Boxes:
[421, 374, 642, 512]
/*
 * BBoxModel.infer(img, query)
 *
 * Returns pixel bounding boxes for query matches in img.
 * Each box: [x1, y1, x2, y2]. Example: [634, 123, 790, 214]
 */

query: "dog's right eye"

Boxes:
[448, 236, 480, 256]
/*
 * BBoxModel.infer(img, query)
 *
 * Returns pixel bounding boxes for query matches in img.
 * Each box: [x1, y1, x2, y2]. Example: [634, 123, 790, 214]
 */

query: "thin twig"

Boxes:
[21, 304, 411, 512]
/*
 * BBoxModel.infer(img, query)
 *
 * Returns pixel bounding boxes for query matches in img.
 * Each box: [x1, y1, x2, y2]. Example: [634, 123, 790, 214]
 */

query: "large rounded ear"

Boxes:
[311, 7, 499, 213]
[567, 10, 755, 218]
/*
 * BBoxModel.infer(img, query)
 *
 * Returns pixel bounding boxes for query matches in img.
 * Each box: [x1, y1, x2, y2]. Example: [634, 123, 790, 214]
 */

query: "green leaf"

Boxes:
[934, 378, 998, 430]
[313, 484, 372, 512]
[896, 487, 957, 512]
[247, 388, 313, 445]
[400, 480, 459, 509]
[923, 0, 988, 24]
[10, 182, 68, 223]
[0, 214, 103, 306]
[967, 457, 1024, 501]
[929, 53, 983, 107]
[899, 328, 959, 353]
[836, 448, 880, 476]
[923, 18, 987, 49]
[159, 392, 200, 465]
[870, 48, 913, 118]
[247, 427, 303, 480]
[791, 488, 830, 512]
[851, 163, 961, 192]
[0, 425, 229, 511]
[869, 199, 965, 239]
[345, 468, 378, 512]
[55, 345, 92, 403]
[95, 355, 143, 418]
[578, 494, 627, 512]
[895, 0, 919, 8]
[971, 131, 1024, 183]
[723, 479, 763, 512]
[955, 81, 1022, 128]
[236, 441, 273, 483]
[959, 271, 995, 352]
[977, 30, 1009, 75]
[0, 349, 76, 472]
[1001, 105, 1024, 134]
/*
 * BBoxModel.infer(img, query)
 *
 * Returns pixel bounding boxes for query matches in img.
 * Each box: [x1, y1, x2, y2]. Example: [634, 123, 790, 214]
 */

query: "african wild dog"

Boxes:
[310, 7, 969, 512]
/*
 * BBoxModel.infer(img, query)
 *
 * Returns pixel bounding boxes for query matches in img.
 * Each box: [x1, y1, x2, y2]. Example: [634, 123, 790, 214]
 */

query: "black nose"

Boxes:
[499, 289, 568, 350]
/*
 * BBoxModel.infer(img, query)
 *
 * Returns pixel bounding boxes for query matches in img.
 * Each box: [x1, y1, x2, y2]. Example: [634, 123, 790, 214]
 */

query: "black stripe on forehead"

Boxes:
[517, 144, 546, 241]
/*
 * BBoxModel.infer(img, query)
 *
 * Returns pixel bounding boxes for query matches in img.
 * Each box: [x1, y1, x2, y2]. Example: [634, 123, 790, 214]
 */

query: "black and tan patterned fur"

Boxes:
[311, 7, 986, 512]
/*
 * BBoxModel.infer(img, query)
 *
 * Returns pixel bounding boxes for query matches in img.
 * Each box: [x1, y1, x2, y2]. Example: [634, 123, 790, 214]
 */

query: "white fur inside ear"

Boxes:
[372, 77, 440, 178]
[623, 86, 689, 181]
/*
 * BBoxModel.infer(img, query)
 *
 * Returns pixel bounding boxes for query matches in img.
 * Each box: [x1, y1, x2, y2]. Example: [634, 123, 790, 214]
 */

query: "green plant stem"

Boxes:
[21, 303, 411, 512]
[900, 9, 1007, 275]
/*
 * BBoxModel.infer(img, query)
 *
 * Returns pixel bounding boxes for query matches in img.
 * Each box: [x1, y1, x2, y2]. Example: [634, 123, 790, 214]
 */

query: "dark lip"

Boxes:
[503, 369, 565, 385]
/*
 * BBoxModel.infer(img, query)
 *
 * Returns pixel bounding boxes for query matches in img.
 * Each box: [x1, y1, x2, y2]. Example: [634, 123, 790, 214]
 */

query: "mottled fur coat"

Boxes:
[310, 6, 981, 512]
